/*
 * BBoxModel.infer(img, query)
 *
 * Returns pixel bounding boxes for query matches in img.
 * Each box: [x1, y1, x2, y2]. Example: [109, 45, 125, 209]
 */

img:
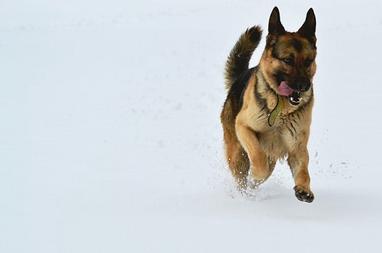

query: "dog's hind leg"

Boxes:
[223, 126, 250, 189]
[221, 101, 250, 189]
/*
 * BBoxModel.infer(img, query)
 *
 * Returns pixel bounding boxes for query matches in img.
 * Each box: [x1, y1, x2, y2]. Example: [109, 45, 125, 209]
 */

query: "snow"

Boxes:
[1, 0, 382, 252]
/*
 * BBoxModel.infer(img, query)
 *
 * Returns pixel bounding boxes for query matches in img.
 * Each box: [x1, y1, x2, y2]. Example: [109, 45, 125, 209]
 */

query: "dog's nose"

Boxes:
[296, 81, 311, 92]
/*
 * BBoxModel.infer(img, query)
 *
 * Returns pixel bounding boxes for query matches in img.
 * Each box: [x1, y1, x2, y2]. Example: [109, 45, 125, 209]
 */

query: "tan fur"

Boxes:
[235, 65, 314, 187]
[221, 102, 250, 188]
[221, 7, 317, 201]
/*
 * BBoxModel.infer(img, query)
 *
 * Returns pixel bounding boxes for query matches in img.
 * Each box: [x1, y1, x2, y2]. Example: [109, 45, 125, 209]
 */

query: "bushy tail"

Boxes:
[224, 26, 262, 90]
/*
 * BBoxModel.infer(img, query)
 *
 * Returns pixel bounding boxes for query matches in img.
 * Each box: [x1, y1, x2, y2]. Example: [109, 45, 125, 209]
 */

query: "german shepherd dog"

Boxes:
[221, 7, 317, 202]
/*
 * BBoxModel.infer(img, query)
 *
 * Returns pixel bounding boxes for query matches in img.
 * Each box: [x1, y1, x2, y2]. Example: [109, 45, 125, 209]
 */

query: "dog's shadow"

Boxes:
[241, 182, 382, 222]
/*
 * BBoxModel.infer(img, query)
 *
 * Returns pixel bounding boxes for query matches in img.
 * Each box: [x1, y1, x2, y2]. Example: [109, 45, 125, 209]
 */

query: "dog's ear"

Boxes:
[298, 8, 316, 39]
[268, 7, 285, 35]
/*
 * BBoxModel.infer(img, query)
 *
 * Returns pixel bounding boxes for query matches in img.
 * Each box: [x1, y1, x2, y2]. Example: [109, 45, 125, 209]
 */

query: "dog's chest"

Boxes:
[255, 113, 301, 158]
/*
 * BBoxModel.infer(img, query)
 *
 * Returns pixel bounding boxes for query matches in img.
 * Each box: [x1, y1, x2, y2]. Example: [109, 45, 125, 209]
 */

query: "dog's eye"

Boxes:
[304, 59, 313, 67]
[282, 58, 294, 65]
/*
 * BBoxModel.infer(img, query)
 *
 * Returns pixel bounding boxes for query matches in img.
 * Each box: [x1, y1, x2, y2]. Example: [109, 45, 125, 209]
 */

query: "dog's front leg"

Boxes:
[235, 121, 270, 183]
[288, 147, 314, 203]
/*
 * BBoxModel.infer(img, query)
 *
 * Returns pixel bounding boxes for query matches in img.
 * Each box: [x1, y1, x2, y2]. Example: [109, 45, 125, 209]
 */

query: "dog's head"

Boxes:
[260, 7, 317, 105]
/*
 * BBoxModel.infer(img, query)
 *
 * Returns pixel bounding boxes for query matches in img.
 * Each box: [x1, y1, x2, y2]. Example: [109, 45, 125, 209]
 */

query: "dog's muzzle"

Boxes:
[294, 81, 311, 93]
[288, 81, 310, 106]
[288, 91, 302, 105]
[278, 81, 308, 106]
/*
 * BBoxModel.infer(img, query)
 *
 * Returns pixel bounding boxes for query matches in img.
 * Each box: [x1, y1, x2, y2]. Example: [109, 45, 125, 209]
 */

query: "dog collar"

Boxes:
[268, 95, 283, 127]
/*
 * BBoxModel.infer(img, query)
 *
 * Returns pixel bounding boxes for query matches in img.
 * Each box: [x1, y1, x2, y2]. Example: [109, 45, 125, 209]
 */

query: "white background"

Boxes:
[1, 0, 382, 252]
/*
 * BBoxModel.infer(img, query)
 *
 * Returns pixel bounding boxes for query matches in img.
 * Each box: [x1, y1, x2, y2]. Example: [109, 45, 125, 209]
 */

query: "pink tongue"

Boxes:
[277, 81, 294, 96]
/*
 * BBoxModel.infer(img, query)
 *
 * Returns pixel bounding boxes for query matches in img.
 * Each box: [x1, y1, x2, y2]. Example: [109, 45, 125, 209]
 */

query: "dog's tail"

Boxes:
[224, 26, 262, 90]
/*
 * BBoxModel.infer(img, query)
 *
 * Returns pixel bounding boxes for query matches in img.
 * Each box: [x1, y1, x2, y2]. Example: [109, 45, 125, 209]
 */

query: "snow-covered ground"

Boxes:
[1, 0, 382, 252]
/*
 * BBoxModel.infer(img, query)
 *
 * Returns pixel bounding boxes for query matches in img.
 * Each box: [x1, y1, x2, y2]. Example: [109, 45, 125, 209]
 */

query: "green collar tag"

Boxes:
[268, 95, 283, 127]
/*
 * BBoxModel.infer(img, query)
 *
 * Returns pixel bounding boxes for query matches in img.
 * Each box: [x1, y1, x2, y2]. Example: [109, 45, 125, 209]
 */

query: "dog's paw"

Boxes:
[294, 186, 314, 203]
